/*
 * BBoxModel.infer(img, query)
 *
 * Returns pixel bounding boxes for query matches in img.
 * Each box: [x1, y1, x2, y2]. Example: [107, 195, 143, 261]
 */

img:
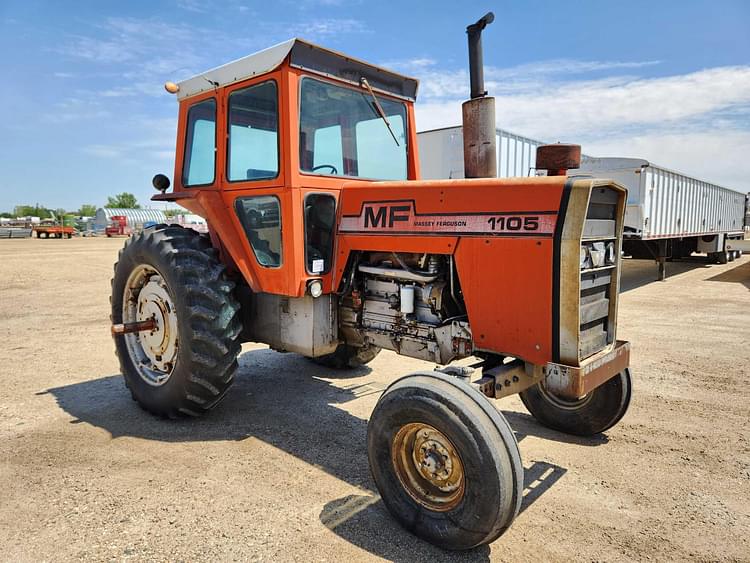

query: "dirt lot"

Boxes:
[0, 237, 748, 562]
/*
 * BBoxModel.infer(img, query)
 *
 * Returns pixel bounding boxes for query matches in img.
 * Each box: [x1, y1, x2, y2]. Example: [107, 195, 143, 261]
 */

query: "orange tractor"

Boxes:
[111, 14, 631, 550]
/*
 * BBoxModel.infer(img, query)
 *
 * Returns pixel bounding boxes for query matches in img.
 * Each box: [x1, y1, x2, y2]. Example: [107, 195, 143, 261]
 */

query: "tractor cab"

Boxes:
[154, 38, 420, 297]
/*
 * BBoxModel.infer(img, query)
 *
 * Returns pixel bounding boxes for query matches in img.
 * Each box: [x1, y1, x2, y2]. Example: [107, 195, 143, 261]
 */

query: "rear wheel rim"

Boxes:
[391, 423, 465, 512]
[122, 264, 178, 386]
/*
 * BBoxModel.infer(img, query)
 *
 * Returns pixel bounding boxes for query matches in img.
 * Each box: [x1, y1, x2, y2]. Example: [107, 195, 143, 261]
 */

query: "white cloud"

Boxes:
[81, 117, 177, 165]
[175, 0, 208, 13]
[284, 18, 369, 39]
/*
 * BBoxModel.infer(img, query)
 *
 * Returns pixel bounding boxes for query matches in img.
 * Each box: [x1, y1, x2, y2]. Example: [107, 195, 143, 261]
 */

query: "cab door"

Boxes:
[217, 71, 299, 296]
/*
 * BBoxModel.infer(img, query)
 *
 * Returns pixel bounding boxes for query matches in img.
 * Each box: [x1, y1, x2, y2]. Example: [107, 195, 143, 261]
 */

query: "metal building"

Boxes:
[93, 208, 167, 231]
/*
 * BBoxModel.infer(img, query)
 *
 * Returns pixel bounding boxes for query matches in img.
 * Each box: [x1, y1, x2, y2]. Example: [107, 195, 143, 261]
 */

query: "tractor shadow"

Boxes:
[506, 410, 610, 447]
[44, 348, 567, 561]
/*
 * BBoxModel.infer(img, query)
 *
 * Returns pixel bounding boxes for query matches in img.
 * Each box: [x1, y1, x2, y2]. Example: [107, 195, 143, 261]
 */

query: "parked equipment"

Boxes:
[110, 16, 633, 550]
[572, 158, 746, 279]
[419, 125, 547, 180]
[105, 215, 131, 237]
[33, 225, 76, 239]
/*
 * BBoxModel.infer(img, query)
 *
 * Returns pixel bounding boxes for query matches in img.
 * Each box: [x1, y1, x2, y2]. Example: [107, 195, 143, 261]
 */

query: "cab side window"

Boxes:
[182, 98, 216, 187]
[227, 81, 279, 181]
[235, 196, 282, 267]
[304, 194, 335, 274]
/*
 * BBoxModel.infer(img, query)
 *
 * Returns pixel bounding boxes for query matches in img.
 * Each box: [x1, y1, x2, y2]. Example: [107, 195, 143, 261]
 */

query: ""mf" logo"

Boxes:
[363, 204, 411, 228]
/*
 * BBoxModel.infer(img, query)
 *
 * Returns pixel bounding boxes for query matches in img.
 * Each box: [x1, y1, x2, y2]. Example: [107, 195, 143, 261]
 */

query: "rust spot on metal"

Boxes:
[111, 318, 157, 336]
[536, 144, 581, 175]
[545, 340, 630, 399]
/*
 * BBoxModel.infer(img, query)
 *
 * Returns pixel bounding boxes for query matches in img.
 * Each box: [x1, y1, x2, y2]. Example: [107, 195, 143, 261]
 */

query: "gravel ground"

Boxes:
[0, 237, 748, 562]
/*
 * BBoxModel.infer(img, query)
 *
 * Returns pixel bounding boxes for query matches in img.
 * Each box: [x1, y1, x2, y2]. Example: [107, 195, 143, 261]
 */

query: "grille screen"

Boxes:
[579, 187, 619, 359]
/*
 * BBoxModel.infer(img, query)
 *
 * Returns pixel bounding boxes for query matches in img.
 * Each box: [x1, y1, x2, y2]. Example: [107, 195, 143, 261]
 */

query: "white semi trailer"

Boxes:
[418, 126, 748, 280]
[419, 125, 547, 179]
[573, 157, 746, 279]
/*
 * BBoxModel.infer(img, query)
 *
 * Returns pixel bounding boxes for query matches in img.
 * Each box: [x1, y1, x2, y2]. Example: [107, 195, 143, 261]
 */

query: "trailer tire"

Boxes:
[717, 250, 729, 264]
[309, 343, 380, 369]
[111, 225, 242, 418]
[367, 371, 523, 550]
[520, 369, 632, 436]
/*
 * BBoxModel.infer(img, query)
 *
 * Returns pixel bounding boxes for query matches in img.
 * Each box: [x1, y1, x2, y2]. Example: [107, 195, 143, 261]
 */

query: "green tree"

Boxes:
[164, 208, 187, 218]
[78, 204, 97, 216]
[14, 205, 52, 219]
[105, 193, 140, 209]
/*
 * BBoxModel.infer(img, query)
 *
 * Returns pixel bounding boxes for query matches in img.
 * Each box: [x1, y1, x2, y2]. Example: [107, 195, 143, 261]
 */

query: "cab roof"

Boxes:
[175, 38, 419, 102]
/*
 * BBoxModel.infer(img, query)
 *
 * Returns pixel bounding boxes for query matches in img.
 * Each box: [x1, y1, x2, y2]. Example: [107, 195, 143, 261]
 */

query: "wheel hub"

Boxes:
[391, 423, 465, 511]
[122, 265, 178, 386]
[136, 278, 177, 373]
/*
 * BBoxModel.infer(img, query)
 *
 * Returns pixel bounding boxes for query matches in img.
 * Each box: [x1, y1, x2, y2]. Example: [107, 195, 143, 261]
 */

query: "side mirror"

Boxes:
[152, 174, 171, 193]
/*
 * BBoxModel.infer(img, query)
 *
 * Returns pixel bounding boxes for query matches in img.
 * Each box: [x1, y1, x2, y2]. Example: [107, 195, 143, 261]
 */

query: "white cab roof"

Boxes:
[175, 38, 418, 101]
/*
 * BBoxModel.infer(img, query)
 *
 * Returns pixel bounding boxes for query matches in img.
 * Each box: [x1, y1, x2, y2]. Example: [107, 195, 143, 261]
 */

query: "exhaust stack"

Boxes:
[462, 12, 496, 179]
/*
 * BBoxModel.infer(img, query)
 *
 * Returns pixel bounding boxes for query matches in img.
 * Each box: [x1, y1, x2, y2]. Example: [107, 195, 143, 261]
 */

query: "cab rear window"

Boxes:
[182, 98, 216, 187]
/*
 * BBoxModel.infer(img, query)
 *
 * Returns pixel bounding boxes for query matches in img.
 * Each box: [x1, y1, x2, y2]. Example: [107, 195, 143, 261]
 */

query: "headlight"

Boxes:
[308, 279, 323, 298]
[580, 246, 589, 269]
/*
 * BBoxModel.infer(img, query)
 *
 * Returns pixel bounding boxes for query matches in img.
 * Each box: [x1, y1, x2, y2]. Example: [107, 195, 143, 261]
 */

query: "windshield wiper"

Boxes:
[360, 77, 400, 147]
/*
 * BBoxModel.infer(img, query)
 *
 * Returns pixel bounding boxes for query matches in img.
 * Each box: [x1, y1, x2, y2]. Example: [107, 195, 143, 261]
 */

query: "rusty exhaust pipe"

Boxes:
[462, 12, 496, 179]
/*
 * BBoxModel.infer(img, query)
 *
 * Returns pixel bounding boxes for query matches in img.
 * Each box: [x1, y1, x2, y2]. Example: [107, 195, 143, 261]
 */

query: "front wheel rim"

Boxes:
[391, 423, 465, 512]
[538, 381, 594, 410]
[122, 264, 179, 386]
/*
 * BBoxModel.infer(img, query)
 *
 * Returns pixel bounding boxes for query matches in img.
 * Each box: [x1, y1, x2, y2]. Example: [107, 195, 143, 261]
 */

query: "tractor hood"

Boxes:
[175, 38, 419, 102]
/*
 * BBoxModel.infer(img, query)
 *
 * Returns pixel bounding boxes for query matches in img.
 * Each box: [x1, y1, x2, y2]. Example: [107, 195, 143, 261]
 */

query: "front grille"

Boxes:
[579, 187, 619, 359]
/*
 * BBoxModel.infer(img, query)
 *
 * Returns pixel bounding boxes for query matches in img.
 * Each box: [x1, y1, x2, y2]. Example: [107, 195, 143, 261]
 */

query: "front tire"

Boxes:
[309, 343, 380, 369]
[520, 369, 632, 436]
[111, 226, 242, 418]
[367, 371, 523, 550]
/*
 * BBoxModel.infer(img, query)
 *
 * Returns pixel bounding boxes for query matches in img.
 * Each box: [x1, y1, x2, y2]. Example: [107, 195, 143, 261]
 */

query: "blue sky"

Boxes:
[1, 0, 749, 211]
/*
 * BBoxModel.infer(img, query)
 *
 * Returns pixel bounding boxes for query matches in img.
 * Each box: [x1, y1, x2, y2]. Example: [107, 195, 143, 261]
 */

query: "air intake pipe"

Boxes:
[462, 12, 497, 179]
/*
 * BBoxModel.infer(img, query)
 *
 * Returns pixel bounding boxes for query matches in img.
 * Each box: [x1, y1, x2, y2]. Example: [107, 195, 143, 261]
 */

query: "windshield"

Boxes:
[299, 77, 408, 180]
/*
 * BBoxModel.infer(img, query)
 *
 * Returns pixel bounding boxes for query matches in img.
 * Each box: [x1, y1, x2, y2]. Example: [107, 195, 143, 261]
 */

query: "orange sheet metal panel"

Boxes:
[454, 237, 553, 365]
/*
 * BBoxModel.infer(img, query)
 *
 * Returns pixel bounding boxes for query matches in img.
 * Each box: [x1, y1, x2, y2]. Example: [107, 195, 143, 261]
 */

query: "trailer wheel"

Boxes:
[111, 225, 242, 418]
[717, 250, 729, 264]
[309, 343, 380, 369]
[520, 369, 632, 436]
[367, 371, 523, 550]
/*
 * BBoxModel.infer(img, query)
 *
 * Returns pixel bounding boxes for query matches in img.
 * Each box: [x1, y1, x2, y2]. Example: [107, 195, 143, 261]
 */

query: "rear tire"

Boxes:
[111, 225, 242, 418]
[717, 250, 729, 264]
[367, 371, 523, 550]
[309, 343, 380, 369]
[520, 369, 632, 436]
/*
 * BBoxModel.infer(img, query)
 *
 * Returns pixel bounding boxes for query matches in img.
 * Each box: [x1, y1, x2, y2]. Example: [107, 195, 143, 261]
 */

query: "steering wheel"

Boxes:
[312, 164, 338, 175]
